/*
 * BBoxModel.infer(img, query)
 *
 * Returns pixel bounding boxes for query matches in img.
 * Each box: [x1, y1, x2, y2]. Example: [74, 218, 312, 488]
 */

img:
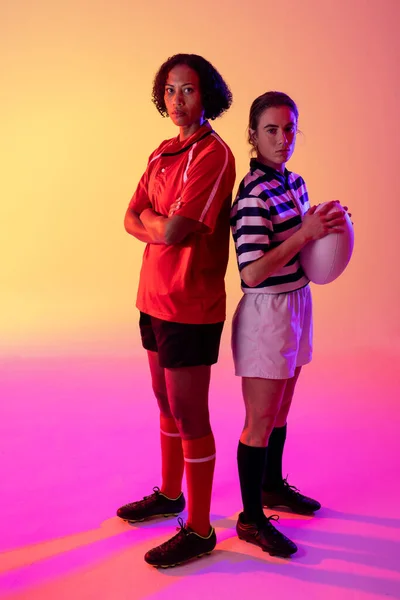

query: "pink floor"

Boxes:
[1, 349, 399, 599]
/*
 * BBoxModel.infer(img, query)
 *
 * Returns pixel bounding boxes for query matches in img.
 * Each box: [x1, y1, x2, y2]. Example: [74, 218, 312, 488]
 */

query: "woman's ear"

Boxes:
[249, 128, 257, 147]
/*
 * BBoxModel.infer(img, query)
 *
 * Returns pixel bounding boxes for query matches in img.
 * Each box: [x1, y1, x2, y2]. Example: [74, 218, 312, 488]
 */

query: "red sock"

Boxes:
[182, 433, 216, 537]
[160, 414, 184, 499]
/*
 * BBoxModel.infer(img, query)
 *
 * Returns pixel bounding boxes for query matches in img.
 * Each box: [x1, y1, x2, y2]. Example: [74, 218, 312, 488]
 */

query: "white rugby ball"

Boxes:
[300, 202, 354, 285]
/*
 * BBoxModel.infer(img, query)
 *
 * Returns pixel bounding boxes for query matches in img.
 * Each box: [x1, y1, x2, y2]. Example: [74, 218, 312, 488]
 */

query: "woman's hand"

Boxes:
[168, 198, 182, 217]
[342, 205, 354, 224]
[301, 201, 346, 242]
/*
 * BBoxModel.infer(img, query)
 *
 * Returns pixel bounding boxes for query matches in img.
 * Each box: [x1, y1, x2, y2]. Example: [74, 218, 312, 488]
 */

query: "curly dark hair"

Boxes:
[152, 54, 232, 120]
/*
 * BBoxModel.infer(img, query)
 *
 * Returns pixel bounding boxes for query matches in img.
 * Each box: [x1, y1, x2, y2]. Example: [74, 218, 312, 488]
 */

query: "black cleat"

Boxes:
[117, 487, 185, 523]
[263, 478, 321, 515]
[144, 517, 216, 568]
[236, 512, 297, 557]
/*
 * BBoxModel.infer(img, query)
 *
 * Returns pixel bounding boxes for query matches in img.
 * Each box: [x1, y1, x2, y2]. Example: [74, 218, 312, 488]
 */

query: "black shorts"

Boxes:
[139, 312, 224, 369]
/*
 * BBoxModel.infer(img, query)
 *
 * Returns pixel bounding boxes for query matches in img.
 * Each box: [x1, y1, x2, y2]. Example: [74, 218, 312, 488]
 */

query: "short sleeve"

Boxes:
[127, 146, 166, 214]
[172, 143, 235, 232]
[230, 195, 272, 271]
[127, 169, 152, 214]
[292, 175, 310, 216]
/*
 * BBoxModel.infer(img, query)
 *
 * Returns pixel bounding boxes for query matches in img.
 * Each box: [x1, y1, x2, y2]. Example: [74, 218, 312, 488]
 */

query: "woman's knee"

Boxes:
[170, 406, 211, 440]
[165, 365, 212, 439]
[246, 414, 276, 441]
[275, 401, 291, 427]
[152, 385, 172, 417]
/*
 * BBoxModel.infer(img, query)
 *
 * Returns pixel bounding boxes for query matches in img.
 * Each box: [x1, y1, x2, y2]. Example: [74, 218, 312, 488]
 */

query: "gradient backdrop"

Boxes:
[1, 1, 400, 599]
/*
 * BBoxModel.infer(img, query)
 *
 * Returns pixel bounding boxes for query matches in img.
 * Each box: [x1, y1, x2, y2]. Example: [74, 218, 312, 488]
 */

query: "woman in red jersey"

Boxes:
[117, 54, 235, 568]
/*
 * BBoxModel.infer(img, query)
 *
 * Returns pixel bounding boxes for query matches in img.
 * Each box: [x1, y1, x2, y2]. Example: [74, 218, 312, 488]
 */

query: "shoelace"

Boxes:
[124, 486, 160, 509]
[264, 514, 281, 536]
[158, 517, 189, 553]
[145, 486, 161, 499]
[175, 516, 189, 534]
[282, 478, 302, 497]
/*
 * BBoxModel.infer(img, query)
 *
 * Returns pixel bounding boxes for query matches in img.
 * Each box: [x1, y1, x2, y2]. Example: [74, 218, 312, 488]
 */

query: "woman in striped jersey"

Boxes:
[117, 54, 235, 567]
[231, 91, 346, 556]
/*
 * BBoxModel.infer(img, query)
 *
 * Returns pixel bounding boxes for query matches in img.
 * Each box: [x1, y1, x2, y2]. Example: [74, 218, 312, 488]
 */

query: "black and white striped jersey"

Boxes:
[231, 158, 310, 293]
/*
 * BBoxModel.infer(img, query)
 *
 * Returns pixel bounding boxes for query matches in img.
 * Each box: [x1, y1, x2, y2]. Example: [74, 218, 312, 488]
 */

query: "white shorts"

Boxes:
[231, 286, 313, 380]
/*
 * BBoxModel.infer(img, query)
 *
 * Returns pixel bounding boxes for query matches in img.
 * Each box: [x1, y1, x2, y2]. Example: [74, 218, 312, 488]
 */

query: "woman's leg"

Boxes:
[261, 366, 321, 514]
[116, 350, 185, 522]
[236, 375, 297, 556]
[165, 364, 215, 537]
[147, 350, 184, 499]
[144, 319, 223, 567]
[238, 376, 286, 525]
[275, 366, 302, 428]
[263, 367, 301, 490]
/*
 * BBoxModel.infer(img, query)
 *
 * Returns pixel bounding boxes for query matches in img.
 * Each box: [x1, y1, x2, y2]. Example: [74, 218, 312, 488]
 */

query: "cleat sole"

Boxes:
[263, 502, 317, 515]
[118, 511, 180, 524]
[238, 536, 294, 558]
[151, 550, 213, 569]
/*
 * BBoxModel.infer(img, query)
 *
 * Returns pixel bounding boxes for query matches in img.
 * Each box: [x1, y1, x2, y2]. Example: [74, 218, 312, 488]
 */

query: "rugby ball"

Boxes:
[300, 202, 354, 285]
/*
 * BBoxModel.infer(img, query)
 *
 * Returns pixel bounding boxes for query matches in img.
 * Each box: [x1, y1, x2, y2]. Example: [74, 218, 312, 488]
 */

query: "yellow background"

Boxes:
[2, 0, 399, 358]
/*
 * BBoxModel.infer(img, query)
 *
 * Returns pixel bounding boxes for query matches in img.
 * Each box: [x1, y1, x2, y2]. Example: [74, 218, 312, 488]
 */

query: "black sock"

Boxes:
[263, 424, 287, 491]
[237, 441, 267, 526]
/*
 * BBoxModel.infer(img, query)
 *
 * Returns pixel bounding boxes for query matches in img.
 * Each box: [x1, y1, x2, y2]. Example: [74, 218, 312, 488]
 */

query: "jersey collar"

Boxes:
[250, 158, 291, 183]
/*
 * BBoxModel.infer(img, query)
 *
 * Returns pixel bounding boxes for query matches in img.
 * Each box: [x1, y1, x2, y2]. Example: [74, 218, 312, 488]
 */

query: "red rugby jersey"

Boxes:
[128, 122, 236, 324]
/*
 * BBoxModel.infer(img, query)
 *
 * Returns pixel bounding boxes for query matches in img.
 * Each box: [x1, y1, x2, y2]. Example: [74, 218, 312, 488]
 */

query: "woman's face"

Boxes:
[164, 65, 205, 131]
[251, 106, 297, 171]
